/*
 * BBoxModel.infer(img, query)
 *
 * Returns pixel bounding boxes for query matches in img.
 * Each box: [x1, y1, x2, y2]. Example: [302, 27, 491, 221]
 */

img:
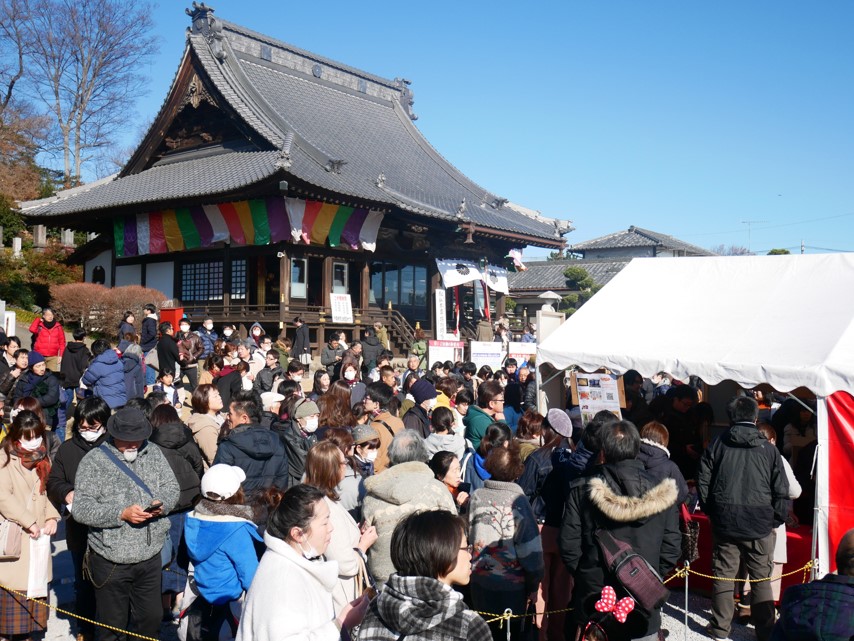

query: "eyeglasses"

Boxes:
[460, 544, 473, 554]
[492, 397, 505, 403]
[79, 423, 102, 432]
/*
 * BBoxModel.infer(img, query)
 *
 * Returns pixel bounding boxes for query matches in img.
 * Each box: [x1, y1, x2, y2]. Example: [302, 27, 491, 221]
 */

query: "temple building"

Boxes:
[23, 3, 571, 352]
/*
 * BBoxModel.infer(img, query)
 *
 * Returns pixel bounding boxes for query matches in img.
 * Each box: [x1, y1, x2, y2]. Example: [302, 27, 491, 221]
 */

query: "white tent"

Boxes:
[537, 253, 854, 575]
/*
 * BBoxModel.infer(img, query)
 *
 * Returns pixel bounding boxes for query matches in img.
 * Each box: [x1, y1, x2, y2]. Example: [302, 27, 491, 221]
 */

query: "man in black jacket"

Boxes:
[698, 395, 789, 641]
[140, 303, 159, 386]
[213, 390, 289, 493]
[559, 420, 681, 641]
[156, 322, 181, 383]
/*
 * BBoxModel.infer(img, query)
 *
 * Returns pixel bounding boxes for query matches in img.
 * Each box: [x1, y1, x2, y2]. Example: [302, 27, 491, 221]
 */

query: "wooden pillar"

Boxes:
[279, 247, 290, 327]
[360, 261, 370, 313]
[322, 256, 333, 309]
[496, 291, 506, 317]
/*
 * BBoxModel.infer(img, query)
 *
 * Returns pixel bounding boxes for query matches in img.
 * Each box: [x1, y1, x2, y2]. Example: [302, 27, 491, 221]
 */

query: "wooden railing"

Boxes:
[175, 302, 420, 356]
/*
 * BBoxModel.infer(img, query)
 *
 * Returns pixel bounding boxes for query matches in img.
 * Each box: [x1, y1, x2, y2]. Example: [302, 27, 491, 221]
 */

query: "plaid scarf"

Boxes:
[13, 443, 51, 494]
[356, 575, 492, 641]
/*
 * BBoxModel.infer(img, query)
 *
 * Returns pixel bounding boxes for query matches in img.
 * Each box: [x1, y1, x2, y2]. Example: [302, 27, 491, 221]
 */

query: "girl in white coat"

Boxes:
[236, 484, 368, 641]
[304, 441, 378, 613]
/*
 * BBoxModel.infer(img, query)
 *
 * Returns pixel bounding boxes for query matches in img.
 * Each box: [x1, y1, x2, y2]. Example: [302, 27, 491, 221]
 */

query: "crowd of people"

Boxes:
[0, 307, 850, 641]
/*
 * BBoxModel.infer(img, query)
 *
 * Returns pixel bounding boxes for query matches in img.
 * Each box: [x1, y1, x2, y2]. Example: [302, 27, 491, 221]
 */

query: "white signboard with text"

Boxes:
[434, 289, 450, 340]
[330, 293, 354, 323]
[469, 341, 506, 372]
[429, 340, 465, 367]
[507, 342, 537, 367]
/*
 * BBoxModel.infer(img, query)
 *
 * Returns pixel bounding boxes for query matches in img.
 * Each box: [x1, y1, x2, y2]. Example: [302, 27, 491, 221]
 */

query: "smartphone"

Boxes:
[458, 482, 471, 494]
[143, 501, 163, 513]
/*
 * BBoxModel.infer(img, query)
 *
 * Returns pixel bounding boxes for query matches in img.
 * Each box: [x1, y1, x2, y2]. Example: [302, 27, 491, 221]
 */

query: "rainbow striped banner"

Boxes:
[114, 197, 384, 257]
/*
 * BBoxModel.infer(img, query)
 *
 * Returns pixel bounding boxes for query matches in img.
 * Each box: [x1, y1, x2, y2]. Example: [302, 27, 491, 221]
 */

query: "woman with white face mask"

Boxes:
[0, 409, 61, 640]
[338, 358, 366, 407]
[351, 424, 381, 478]
[303, 441, 378, 614]
[45, 397, 111, 641]
[281, 398, 321, 487]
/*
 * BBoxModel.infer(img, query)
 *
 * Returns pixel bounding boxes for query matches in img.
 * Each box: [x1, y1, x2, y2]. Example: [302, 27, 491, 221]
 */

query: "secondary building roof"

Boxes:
[508, 258, 630, 292]
[568, 225, 714, 256]
[23, 4, 570, 248]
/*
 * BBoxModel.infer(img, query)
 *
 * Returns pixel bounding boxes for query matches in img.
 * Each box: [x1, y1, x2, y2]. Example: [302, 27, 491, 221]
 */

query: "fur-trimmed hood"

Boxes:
[588, 473, 677, 524]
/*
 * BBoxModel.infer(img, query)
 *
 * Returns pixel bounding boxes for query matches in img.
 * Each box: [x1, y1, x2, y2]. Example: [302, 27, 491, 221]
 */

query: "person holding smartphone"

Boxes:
[73, 407, 180, 641]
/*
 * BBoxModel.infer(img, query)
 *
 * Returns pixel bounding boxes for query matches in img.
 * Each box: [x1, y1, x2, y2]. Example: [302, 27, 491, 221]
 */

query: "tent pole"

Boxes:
[786, 393, 816, 415]
[540, 367, 570, 387]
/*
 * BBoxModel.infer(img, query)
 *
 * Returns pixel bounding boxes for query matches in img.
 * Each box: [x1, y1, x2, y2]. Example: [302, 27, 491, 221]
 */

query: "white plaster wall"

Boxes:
[85, 250, 113, 287]
[114, 264, 142, 287]
[146, 262, 174, 299]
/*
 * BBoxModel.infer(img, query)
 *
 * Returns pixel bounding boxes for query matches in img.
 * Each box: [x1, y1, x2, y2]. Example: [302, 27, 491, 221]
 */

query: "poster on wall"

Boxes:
[434, 289, 450, 340]
[507, 342, 537, 367]
[429, 340, 465, 367]
[330, 293, 354, 323]
[571, 372, 623, 425]
[470, 341, 506, 371]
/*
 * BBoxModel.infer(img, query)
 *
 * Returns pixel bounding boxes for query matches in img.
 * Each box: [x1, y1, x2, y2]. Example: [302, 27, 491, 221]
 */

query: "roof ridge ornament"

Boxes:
[325, 159, 347, 174]
[376, 173, 386, 188]
[393, 77, 418, 121]
[456, 198, 467, 219]
[187, 2, 227, 62]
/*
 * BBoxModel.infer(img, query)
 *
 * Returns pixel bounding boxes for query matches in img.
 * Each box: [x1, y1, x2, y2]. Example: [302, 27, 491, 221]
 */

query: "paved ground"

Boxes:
[40, 524, 757, 641]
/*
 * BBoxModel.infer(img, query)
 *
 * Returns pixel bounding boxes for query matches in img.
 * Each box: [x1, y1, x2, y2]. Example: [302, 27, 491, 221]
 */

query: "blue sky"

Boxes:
[127, 1, 854, 257]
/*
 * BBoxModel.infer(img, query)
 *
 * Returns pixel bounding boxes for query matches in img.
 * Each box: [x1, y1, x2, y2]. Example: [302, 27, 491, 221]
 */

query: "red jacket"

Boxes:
[29, 318, 66, 358]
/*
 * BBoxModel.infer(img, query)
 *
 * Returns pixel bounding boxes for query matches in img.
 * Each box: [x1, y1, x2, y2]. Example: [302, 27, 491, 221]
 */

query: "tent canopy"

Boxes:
[537, 253, 854, 397]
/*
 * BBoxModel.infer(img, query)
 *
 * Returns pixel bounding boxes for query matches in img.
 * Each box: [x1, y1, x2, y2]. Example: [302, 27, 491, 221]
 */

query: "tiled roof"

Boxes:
[23, 150, 281, 217]
[24, 8, 569, 246]
[508, 258, 632, 291]
[568, 226, 714, 256]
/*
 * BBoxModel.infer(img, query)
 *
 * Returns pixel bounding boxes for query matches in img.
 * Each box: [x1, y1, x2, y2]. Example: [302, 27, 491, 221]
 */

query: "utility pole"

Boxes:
[741, 220, 768, 253]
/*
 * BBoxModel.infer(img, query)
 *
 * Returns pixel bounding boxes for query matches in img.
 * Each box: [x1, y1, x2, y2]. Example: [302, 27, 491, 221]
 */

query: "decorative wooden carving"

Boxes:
[182, 73, 217, 110]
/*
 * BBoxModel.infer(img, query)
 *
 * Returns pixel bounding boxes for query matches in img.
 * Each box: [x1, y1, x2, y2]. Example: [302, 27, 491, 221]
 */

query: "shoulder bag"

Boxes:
[99, 445, 173, 568]
[595, 528, 670, 612]
[0, 517, 23, 560]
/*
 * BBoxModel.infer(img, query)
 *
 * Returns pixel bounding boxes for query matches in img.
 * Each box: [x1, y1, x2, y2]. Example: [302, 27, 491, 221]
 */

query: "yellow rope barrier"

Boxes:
[476, 606, 574, 626]
[1, 559, 816, 639]
[0, 583, 160, 641]
[473, 560, 815, 622]
[682, 560, 815, 583]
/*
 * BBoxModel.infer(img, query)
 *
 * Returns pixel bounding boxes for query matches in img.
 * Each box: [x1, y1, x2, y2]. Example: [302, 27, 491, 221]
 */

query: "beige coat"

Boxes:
[187, 413, 220, 470]
[323, 497, 362, 614]
[0, 453, 61, 590]
[370, 412, 404, 474]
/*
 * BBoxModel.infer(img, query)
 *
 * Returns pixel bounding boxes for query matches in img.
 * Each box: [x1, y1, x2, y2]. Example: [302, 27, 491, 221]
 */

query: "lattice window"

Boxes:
[231, 259, 247, 300]
[181, 261, 224, 302]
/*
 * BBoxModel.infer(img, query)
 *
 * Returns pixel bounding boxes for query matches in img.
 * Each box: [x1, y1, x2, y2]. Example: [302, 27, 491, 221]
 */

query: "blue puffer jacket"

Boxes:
[184, 504, 262, 605]
[196, 327, 218, 358]
[81, 350, 128, 409]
